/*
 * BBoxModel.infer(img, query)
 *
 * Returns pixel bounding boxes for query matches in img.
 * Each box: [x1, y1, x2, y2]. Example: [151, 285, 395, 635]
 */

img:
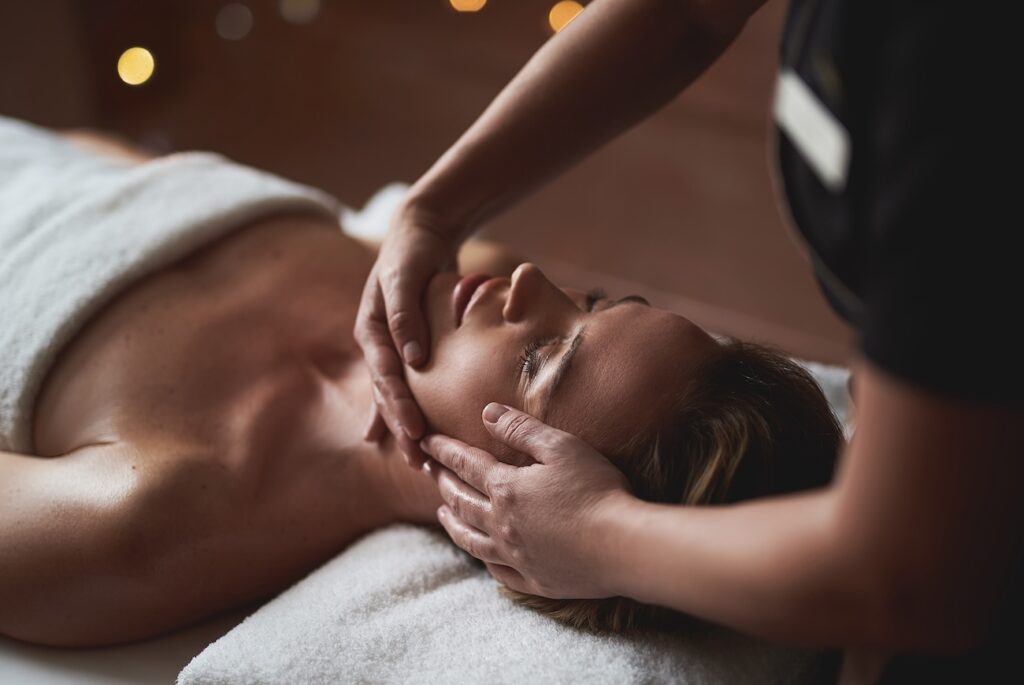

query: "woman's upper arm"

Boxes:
[0, 444, 147, 644]
[832, 361, 1024, 651]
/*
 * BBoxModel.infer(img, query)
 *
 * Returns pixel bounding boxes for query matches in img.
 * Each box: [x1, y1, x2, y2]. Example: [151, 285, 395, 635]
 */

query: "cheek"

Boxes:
[407, 335, 517, 451]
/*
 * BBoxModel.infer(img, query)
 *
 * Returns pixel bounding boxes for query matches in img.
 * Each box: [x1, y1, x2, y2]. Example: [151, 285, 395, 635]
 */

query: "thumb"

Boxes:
[481, 403, 574, 465]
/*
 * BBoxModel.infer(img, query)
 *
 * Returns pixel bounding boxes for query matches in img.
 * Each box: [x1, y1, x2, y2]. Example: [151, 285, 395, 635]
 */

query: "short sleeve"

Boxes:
[858, 5, 1019, 405]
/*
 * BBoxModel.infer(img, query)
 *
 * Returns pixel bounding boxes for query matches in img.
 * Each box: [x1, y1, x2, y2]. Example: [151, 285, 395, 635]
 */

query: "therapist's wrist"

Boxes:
[587, 488, 648, 599]
[391, 195, 467, 251]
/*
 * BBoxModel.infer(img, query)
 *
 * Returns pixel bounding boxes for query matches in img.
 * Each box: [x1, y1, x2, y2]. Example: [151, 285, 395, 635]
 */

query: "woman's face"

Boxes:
[406, 264, 718, 462]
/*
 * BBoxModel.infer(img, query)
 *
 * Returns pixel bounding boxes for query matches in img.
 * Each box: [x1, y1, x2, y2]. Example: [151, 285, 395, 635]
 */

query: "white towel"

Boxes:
[177, 525, 834, 685]
[0, 117, 340, 452]
[178, 366, 847, 685]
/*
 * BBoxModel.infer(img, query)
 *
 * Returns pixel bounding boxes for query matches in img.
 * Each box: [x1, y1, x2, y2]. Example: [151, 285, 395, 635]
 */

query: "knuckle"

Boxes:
[497, 522, 515, 543]
[490, 482, 515, 508]
[545, 432, 573, 454]
[447, 446, 467, 474]
[387, 309, 416, 336]
[446, 493, 462, 517]
[503, 412, 535, 443]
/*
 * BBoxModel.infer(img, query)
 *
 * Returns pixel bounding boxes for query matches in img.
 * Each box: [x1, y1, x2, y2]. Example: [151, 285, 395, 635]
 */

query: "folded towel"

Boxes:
[0, 117, 340, 452]
[177, 525, 835, 685]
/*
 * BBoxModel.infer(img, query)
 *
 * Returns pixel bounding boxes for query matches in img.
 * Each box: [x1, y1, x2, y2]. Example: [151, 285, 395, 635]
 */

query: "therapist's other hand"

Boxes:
[354, 203, 457, 465]
[421, 403, 633, 599]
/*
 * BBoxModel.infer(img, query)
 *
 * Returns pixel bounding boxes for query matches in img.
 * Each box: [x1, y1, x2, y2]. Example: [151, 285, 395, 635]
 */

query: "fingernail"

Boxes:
[483, 403, 509, 423]
[403, 341, 423, 365]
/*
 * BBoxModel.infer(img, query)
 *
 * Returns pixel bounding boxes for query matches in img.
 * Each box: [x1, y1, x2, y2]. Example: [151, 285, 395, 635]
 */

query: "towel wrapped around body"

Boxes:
[0, 117, 339, 452]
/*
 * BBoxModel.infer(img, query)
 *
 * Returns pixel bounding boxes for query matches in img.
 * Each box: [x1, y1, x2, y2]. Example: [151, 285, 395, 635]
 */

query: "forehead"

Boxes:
[545, 304, 714, 451]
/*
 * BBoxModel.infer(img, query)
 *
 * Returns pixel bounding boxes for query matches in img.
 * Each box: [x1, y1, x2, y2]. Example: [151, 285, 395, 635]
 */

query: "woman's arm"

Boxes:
[0, 444, 149, 645]
[425, 362, 1024, 652]
[406, 0, 766, 231]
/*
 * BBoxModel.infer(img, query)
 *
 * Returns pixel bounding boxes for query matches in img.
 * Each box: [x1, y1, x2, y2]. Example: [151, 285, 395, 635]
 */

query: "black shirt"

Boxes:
[776, 1, 1020, 681]
[776, 0, 1020, 406]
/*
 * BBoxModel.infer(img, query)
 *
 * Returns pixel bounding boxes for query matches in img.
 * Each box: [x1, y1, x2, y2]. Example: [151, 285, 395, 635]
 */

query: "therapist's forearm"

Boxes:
[596, 489, 881, 647]
[406, 0, 764, 238]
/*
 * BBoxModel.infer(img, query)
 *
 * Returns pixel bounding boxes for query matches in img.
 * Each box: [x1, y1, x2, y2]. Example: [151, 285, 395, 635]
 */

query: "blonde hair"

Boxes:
[502, 340, 843, 632]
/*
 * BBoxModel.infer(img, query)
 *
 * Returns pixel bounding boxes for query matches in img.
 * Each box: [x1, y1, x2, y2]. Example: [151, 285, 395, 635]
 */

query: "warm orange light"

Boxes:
[117, 47, 155, 86]
[548, 1, 583, 32]
[449, 0, 487, 12]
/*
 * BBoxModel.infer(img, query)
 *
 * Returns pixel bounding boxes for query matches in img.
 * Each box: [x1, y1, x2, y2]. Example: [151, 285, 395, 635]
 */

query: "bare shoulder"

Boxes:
[0, 439, 246, 645]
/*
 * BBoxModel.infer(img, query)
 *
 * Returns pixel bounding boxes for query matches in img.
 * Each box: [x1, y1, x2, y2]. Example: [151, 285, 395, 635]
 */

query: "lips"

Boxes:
[453, 273, 492, 327]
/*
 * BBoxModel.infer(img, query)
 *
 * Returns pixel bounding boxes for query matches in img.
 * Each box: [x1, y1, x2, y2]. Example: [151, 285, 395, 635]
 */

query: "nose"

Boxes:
[502, 263, 568, 322]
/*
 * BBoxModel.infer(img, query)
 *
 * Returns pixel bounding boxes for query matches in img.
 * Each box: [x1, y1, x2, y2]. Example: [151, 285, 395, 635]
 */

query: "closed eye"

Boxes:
[584, 288, 606, 312]
[583, 288, 649, 312]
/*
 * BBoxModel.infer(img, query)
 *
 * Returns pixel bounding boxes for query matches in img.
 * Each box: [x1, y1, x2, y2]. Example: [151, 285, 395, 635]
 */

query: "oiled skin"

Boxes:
[1, 213, 442, 646]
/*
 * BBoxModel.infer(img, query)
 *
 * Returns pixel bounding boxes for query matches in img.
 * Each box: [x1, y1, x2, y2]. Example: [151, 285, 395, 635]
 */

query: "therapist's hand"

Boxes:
[354, 203, 458, 465]
[421, 403, 634, 599]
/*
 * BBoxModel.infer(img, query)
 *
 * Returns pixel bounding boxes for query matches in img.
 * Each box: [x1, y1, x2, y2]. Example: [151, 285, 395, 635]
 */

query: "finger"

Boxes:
[481, 403, 576, 465]
[436, 505, 503, 564]
[355, 276, 427, 440]
[484, 562, 530, 594]
[432, 463, 493, 534]
[421, 434, 514, 495]
[401, 438, 429, 469]
[363, 404, 387, 443]
[369, 385, 426, 467]
[379, 265, 431, 367]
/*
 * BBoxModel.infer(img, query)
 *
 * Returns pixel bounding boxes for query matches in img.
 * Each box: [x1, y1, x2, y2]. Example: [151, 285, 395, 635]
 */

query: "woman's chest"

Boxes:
[33, 216, 374, 458]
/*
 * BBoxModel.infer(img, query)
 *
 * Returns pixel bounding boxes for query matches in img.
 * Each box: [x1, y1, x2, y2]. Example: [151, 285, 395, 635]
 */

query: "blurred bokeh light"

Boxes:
[279, 0, 321, 24]
[449, 0, 487, 13]
[548, 1, 583, 32]
[216, 3, 254, 40]
[116, 46, 155, 86]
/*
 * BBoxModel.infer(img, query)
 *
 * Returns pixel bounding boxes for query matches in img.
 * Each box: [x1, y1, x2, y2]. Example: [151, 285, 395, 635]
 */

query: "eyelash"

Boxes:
[519, 288, 604, 381]
[518, 339, 545, 380]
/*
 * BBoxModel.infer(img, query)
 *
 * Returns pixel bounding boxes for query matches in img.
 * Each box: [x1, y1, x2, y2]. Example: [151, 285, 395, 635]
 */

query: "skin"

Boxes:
[407, 263, 717, 467]
[0, 213, 442, 647]
[354, 0, 1024, 667]
[0, 137, 715, 646]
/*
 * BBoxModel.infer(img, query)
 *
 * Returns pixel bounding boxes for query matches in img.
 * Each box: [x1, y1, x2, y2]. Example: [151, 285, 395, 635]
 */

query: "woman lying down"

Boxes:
[0, 116, 841, 646]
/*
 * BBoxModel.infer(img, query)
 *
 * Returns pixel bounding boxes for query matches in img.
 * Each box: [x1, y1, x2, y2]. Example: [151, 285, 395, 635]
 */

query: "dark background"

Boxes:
[0, 0, 852, 363]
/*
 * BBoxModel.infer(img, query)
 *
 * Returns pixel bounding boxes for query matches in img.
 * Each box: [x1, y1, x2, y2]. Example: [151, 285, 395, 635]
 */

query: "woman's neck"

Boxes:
[354, 433, 442, 526]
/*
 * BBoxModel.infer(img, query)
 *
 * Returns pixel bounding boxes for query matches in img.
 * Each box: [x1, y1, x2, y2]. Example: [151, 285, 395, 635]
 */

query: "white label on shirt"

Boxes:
[774, 68, 851, 192]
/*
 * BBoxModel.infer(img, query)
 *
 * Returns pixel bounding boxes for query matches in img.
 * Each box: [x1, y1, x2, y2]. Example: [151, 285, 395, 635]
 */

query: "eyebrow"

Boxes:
[537, 294, 650, 419]
[538, 326, 585, 422]
[614, 294, 650, 307]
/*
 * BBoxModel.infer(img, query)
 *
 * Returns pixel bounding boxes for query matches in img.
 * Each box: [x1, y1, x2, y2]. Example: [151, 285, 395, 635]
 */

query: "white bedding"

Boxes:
[0, 612, 242, 685]
[177, 526, 836, 685]
[176, 362, 850, 685]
